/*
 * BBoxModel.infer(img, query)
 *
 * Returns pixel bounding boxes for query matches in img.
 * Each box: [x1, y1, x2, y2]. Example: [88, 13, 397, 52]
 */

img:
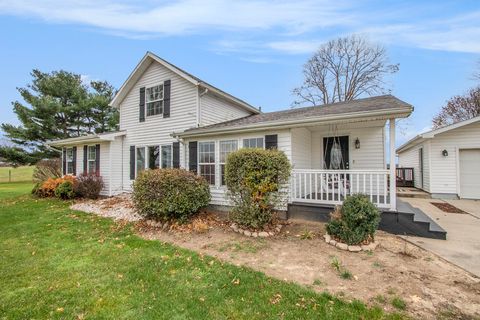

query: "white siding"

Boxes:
[398, 142, 430, 191]
[108, 136, 124, 195]
[200, 92, 252, 126]
[291, 128, 312, 169]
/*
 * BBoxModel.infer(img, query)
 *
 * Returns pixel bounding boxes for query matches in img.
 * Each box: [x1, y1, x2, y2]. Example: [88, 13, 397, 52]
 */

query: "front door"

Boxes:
[323, 136, 349, 169]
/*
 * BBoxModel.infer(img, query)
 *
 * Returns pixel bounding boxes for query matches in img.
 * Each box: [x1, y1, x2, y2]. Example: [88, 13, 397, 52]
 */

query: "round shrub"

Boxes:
[55, 181, 75, 199]
[132, 168, 211, 222]
[38, 175, 77, 198]
[225, 148, 291, 229]
[76, 173, 104, 199]
[326, 194, 381, 245]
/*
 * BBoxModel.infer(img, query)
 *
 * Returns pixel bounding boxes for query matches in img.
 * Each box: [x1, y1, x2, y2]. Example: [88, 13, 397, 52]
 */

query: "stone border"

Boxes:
[230, 223, 282, 238]
[324, 234, 378, 252]
[145, 219, 170, 231]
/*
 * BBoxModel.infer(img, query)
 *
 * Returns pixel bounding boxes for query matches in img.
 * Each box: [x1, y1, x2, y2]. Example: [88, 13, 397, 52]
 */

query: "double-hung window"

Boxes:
[145, 84, 163, 116]
[136, 147, 146, 175]
[199, 141, 215, 185]
[66, 148, 74, 174]
[243, 137, 264, 149]
[161, 145, 172, 168]
[148, 146, 160, 169]
[220, 140, 238, 186]
[87, 145, 96, 173]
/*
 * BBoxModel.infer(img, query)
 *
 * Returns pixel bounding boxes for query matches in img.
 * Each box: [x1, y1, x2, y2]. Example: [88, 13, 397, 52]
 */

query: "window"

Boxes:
[220, 140, 238, 185]
[199, 141, 215, 185]
[136, 147, 146, 175]
[66, 148, 74, 174]
[148, 146, 159, 169]
[146, 84, 163, 116]
[243, 137, 264, 149]
[161, 145, 172, 168]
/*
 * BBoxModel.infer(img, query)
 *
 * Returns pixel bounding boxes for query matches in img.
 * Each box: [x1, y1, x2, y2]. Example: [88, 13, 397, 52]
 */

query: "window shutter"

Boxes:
[95, 144, 100, 175]
[188, 141, 197, 174]
[265, 134, 278, 149]
[62, 148, 66, 176]
[163, 80, 171, 118]
[72, 146, 77, 175]
[172, 142, 180, 168]
[130, 146, 135, 180]
[139, 87, 145, 122]
[83, 145, 88, 175]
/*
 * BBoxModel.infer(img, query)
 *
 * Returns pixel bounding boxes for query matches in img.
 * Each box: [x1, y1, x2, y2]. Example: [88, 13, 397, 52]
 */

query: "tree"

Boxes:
[0, 70, 118, 165]
[432, 87, 480, 128]
[292, 35, 399, 106]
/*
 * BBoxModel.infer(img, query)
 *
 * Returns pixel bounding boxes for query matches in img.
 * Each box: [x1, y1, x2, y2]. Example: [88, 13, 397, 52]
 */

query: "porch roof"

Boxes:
[46, 131, 126, 147]
[174, 95, 412, 138]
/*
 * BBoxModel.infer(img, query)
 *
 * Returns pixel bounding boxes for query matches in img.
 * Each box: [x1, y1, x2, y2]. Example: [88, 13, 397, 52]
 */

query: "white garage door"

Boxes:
[459, 149, 480, 199]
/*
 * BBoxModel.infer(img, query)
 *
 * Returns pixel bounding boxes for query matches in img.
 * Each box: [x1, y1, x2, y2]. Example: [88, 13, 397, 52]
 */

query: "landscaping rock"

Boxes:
[244, 230, 252, 237]
[336, 242, 348, 250]
[348, 245, 362, 252]
[252, 232, 258, 238]
[324, 234, 331, 243]
[275, 225, 282, 232]
[268, 232, 274, 236]
[258, 231, 269, 238]
[162, 222, 169, 231]
[329, 239, 337, 246]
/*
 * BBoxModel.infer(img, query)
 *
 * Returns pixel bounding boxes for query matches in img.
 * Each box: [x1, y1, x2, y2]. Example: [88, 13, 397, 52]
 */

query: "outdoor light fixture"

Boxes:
[442, 149, 448, 157]
[355, 138, 360, 149]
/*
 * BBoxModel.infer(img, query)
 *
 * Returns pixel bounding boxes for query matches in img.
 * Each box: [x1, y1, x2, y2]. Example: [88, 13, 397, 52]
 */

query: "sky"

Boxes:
[0, 0, 479, 147]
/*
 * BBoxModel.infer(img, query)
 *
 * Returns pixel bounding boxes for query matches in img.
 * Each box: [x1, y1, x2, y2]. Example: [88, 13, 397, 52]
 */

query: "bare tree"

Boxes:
[432, 87, 480, 128]
[292, 35, 399, 106]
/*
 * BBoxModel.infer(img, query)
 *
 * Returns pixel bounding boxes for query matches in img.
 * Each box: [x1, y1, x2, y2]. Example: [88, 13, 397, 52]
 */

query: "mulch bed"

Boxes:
[430, 202, 466, 214]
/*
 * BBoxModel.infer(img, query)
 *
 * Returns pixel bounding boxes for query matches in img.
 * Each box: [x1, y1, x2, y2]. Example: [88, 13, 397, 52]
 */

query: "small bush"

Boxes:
[391, 297, 406, 310]
[55, 181, 75, 199]
[326, 194, 380, 245]
[31, 182, 41, 196]
[33, 158, 61, 183]
[225, 148, 291, 229]
[37, 175, 76, 198]
[76, 173, 104, 199]
[132, 168, 211, 222]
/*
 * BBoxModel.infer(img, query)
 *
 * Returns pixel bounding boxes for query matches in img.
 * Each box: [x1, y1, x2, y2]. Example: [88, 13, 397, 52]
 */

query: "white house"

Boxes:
[48, 52, 413, 212]
[397, 116, 480, 200]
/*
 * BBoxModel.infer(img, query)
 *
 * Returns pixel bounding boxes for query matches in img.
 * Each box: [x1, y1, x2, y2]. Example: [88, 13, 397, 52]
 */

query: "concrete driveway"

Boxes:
[400, 197, 480, 277]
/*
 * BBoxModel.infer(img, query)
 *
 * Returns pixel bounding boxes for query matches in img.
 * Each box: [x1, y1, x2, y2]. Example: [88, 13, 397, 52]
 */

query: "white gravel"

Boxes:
[70, 193, 141, 222]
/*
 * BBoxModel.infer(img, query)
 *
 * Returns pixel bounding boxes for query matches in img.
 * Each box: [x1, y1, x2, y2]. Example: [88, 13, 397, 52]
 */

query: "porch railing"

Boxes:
[290, 169, 391, 209]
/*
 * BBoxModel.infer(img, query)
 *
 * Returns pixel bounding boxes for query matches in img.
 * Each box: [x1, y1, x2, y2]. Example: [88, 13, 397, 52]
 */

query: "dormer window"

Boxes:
[146, 84, 163, 116]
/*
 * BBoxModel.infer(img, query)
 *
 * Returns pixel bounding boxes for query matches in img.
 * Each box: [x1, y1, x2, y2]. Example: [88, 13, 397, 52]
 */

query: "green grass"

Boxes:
[391, 297, 407, 311]
[0, 182, 406, 319]
[0, 165, 34, 183]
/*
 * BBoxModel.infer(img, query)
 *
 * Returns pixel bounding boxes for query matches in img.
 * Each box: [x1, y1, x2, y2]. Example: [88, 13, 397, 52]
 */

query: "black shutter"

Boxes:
[83, 145, 88, 175]
[62, 148, 67, 176]
[72, 146, 77, 175]
[95, 144, 100, 175]
[188, 141, 197, 174]
[130, 146, 136, 180]
[139, 87, 145, 122]
[163, 80, 171, 118]
[172, 142, 180, 168]
[265, 134, 278, 149]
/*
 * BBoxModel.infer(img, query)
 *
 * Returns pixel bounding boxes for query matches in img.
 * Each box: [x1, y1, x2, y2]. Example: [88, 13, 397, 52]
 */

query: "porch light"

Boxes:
[442, 149, 448, 157]
[354, 138, 360, 149]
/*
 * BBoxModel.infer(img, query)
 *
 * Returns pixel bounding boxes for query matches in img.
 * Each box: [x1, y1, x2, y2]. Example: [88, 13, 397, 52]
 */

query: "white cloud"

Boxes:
[266, 40, 323, 54]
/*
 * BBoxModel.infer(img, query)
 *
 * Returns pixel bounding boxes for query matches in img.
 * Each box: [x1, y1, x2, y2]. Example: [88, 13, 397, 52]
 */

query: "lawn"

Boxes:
[0, 182, 403, 319]
[0, 165, 34, 183]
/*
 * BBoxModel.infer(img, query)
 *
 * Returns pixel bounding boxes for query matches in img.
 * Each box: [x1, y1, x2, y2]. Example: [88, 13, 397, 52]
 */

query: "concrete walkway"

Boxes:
[400, 197, 480, 277]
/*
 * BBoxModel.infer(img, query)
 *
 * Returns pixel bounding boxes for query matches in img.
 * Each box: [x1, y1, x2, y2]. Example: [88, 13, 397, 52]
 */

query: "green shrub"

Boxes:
[54, 181, 75, 199]
[326, 194, 380, 245]
[76, 173, 104, 199]
[31, 182, 41, 196]
[132, 168, 210, 222]
[225, 148, 291, 229]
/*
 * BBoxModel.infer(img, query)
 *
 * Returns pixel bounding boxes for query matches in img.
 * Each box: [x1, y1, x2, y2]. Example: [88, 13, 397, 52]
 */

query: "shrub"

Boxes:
[75, 173, 104, 199]
[132, 168, 211, 222]
[55, 181, 75, 199]
[225, 148, 291, 229]
[37, 175, 77, 198]
[33, 158, 61, 183]
[326, 194, 380, 245]
[31, 182, 41, 196]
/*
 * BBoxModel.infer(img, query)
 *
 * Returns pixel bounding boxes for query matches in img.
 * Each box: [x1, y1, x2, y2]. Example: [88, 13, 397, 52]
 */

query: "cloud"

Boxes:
[266, 40, 323, 54]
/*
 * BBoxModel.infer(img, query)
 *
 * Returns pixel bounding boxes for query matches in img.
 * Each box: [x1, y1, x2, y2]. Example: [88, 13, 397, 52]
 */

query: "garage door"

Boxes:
[459, 149, 480, 199]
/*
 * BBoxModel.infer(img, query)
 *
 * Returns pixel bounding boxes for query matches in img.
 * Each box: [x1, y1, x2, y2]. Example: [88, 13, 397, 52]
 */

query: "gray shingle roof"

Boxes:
[181, 95, 412, 135]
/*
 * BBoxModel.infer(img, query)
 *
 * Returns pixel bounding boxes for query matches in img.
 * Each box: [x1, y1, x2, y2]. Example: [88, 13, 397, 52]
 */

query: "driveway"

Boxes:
[400, 197, 480, 277]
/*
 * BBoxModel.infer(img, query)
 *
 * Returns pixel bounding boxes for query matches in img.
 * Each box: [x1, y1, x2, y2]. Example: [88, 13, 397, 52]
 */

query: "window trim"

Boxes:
[145, 84, 164, 117]
[198, 141, 216, 185]
[219, 140, 238, 186]
[243, 137, 264, 149]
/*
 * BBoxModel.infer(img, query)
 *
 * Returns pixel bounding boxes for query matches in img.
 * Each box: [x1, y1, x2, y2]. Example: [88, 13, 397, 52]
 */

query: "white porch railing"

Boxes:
[290, 169, 391, 209]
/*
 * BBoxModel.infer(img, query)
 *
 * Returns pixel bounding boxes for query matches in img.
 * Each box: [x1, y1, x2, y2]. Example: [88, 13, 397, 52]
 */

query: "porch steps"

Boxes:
[287, 200, 447, 240]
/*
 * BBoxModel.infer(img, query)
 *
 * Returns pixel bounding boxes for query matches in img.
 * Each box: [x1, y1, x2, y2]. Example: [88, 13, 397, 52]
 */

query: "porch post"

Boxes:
[389, 118, 396, 211]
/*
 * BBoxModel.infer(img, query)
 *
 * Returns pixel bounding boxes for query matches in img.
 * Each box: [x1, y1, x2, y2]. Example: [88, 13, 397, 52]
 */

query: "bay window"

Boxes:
[199, 141, 215, 185]
[148, 146, 159, 169]
[243, 137, 264, 149]
[161, 145, 172, 168]
[136, 147, 146, 175]
[220, 140, 238, 185]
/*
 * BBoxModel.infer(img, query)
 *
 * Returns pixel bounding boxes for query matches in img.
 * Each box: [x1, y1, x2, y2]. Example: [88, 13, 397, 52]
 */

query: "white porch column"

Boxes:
[389, 118, 396, 211]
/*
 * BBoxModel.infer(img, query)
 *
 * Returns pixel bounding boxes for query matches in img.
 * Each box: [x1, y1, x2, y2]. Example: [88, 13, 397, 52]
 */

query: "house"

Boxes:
[48, 52, 413, 213]
[397, 116, 480, 200]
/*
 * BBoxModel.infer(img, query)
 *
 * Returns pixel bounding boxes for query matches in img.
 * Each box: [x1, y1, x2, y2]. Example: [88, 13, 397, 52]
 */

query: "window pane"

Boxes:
[146, 85, 164, 103]
[67, 162, 74, 174]
[148, 146, 159, 169]
[161, 145, 172, 168]
[88, 146, 96, 160]
[199, 142, 215, 163]
[66, 148, 74, 161]
[200, 164, 215, 185]
[220, 140, 238, 163]
[136, 148, 145, 174]
[88, 161, 96, 173]
[243, 138, 264, 149]
[147, 101, 163, 116]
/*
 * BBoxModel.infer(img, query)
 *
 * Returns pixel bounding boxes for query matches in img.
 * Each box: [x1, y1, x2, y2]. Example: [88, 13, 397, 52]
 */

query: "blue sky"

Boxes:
[0, 0, 479, 146]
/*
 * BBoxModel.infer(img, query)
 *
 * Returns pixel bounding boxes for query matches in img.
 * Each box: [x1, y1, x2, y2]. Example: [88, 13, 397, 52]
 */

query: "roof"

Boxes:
[110, 52, 260, 114]
[46, 131, 126, 147]
[175, 95, 413, 138]
[396, 116, 480, 154]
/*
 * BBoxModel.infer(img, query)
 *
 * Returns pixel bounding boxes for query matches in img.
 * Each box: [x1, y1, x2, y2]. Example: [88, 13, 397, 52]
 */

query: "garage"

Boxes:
[459, 149, 480, 199]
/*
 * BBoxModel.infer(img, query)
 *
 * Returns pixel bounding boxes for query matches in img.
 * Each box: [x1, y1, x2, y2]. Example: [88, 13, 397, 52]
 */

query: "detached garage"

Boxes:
[397, 116, 480, 199]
